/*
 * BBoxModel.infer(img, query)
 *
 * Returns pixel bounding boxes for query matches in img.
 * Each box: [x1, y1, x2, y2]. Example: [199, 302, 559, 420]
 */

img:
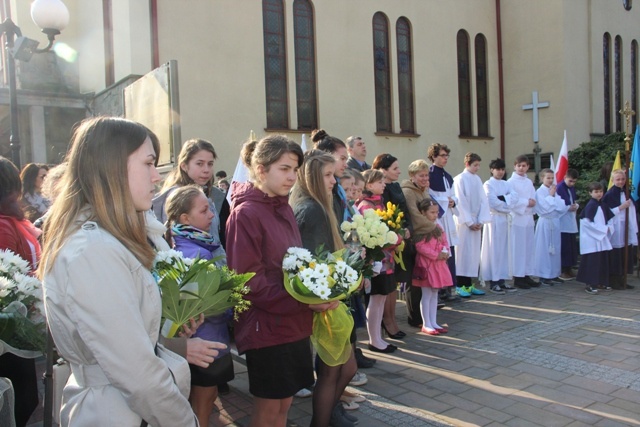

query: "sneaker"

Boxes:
[513, 278, 531, 289]
[456, 286, 471, 298]
[585, 286, 599, 295]
[550, 277, 564, 284]
[294, 388, 313, 398]
[466, 285, 486, 295]
[540, 279, 554, 286]
[490, 285, 506, 295]
[502, 285, 518, 292]
[338, 403, 359, 424]
[330, 404, 357, 427]
[558, 273, 574, 281]
[597, 285, 613, 291]
[349, 371, 368, 386]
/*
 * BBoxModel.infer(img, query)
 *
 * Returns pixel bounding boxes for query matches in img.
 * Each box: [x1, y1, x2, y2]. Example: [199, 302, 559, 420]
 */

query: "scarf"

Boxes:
[171, 223, 218, 247]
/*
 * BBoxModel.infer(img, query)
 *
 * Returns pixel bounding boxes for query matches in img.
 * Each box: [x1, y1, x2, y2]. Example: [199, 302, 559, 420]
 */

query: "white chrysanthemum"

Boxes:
[0, 288, 9, 298]
[315, 263, 330, 277]
[299, 268, 314, 281]
[282, 255, 299, 271]
[288, 247, 313, 262]
[0, 276, 16, 292]
[316, 286, 330, 300]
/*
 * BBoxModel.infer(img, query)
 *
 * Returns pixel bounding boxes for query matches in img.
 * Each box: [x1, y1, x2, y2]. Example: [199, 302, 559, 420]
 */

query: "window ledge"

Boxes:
[458, 135, 495, 141]
[375, 132, 421, 139]
[264, 128, 313, 134]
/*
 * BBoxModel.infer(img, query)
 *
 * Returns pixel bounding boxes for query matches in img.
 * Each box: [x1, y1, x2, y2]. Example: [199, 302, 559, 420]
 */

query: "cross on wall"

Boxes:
[522, 91, 550, 143]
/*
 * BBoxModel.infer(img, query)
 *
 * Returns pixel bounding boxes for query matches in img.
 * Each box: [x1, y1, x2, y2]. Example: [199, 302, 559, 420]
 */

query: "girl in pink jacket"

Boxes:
[413, 199, 453, 335]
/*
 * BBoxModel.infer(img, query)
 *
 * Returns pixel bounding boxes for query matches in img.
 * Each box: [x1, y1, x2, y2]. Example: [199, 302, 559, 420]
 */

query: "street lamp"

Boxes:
[0, 0, 69, 169]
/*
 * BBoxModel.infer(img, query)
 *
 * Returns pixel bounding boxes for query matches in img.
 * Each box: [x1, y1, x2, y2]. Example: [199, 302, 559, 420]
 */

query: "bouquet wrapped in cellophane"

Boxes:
[0, 249, 46, 357]
[282, 247, 362, 366]
[375, 201, 407, 270]
[152, 250, 253, 338]
[340, 209, 401, 276]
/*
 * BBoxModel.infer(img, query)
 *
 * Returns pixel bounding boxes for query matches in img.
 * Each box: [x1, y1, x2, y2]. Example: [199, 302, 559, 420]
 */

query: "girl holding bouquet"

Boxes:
[164, 185, 234, 427]
[414, 199, 452, 335]
[39, 117, 198, 426]
[290, 150, 358, 427]
[356, 170, 399, 353]
[0, 157, 41, 427]
[226, 136, 336, 427]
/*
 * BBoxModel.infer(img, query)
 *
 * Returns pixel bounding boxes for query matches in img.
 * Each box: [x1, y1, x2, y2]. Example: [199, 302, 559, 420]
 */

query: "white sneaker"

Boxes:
[294, 388, 312, 398]
[349, 371, 368, 386]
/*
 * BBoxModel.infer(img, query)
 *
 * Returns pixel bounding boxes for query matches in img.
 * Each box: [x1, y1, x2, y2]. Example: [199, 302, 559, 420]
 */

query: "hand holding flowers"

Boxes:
[153, 250, 253, 338]
[282, 247, 362, 366]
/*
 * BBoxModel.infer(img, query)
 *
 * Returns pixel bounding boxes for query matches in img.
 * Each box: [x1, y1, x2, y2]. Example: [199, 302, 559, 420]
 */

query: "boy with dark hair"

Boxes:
[481, 158, 519, 293]
[507, 155, 540, 288]
[453, 152, 491, 296]
[556, 169, 580, 279]
[577, 182, 614, 294]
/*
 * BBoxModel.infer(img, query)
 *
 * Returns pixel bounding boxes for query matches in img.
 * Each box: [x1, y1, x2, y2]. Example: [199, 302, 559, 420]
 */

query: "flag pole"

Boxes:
[620, 101, 635, 288]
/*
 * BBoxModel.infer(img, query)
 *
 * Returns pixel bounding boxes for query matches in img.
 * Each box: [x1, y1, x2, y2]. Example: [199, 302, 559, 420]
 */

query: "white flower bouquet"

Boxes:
[282, 247, 362, 366]
[0, 249, 46, 357]
[340, 209, 401, 275]
[153, 250, 253, 338]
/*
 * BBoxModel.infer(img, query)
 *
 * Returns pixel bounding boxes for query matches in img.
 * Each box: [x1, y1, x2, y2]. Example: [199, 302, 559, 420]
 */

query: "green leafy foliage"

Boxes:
[567, 132, 626, 207]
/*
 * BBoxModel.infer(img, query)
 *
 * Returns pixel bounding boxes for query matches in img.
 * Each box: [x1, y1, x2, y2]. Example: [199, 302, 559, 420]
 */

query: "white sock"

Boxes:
[366, 294, 389, 348]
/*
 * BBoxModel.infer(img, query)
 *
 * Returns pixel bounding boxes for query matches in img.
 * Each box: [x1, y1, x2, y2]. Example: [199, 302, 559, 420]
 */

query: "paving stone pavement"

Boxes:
[28, 276, 640, 426]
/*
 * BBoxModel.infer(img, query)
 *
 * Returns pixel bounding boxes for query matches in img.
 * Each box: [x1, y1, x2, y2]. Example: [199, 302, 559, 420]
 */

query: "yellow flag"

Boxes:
[608, 151, 622, 189]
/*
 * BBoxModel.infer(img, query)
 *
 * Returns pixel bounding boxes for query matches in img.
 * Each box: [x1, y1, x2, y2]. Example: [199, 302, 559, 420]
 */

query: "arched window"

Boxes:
[604, 33, 611, 134]
[615, 35, 623, 132]
[373, 12, 392, 133]
[475, 34, 489, 137]
[293, 0, 317, 130]
[262, 0, 288, 129]
[632, 40, 638, 130]
[396, 17, 415, 134]
[457, 30, 472, 136]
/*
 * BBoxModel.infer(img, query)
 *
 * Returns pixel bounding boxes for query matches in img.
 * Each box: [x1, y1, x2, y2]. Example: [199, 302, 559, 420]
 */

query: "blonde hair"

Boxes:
[163, 185, 204, 244]
[611, 168, 626, 178]
[162, 139, 217, 194]
[39, 117, 159, 274]
[241, 135, 303, 182]
[290, 150, 344, 251]
[408, 159, 429, 176]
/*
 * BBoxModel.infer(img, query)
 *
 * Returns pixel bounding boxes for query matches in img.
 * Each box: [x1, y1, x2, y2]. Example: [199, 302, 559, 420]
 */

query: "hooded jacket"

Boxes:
[226, 182, 311, 354]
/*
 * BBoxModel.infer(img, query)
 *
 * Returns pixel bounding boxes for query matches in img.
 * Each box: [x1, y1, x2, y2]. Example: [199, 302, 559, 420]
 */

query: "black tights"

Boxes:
[310, 350, 357, 427]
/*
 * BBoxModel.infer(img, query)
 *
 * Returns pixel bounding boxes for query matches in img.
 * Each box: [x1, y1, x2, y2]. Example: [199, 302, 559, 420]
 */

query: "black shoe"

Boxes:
[525, 276, 541, 287]
[355, 348, 376, 368]
[218, 382, 230, 395]
[513, 277, 531, 289]
[368, 343, 397, 353]
[382, 324, 406, 340]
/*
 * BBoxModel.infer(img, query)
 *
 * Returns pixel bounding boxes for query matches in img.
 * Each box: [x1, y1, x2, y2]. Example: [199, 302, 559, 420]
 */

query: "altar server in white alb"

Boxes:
[507, 155, 540, 289]
[602, 169, 637, 290]
[577, 182, 615, 294]
[533, 169, 570, 285]
[453, 152, 491, 296]
[480, 158, 519, 294]
[427, 143, 459, 297]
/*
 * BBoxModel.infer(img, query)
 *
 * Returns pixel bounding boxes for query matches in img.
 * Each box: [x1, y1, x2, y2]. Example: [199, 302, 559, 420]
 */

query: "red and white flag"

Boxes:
[555, 130, 569, 183]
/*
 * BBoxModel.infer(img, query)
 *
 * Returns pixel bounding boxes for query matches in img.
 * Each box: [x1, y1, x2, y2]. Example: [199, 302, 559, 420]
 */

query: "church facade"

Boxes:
[2, 0, 639, 178]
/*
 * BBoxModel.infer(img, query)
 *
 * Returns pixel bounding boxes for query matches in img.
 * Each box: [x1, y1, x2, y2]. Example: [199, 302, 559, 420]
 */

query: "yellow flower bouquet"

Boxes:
[282, 247, 362, 366]
[375, 202, 407, 270]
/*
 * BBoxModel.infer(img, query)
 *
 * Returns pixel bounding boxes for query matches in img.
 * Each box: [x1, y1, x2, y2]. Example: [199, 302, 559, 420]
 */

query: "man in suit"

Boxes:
[346, 136, 370, 171]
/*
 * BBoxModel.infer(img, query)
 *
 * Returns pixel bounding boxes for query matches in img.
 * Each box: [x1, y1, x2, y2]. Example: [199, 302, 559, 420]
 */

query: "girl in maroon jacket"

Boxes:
[226, 136, 337, 427]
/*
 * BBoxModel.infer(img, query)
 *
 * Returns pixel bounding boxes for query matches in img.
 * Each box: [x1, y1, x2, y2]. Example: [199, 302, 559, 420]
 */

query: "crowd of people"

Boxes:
[0, 115, 637, 427]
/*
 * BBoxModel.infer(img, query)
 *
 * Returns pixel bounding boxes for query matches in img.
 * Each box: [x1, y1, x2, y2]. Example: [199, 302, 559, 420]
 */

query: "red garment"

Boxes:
[413, 225, 453, 289]
[0, 215, 41, 270]
[226, 182, 311, 354]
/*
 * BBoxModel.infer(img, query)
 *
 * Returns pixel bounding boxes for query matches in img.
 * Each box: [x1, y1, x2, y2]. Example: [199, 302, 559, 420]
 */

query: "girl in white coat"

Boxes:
[39, 117, 201, 426]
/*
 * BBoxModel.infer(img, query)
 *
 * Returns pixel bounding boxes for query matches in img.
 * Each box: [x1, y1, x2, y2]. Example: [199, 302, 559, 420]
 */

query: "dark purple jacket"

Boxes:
[226, 182, 311, 354]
